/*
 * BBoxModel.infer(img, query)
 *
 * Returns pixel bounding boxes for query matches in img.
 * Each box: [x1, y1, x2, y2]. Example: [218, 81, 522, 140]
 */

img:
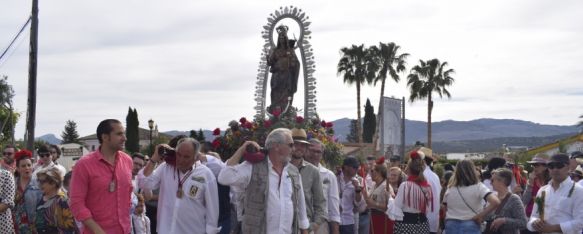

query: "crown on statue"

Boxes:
[276, 25, 289, 34]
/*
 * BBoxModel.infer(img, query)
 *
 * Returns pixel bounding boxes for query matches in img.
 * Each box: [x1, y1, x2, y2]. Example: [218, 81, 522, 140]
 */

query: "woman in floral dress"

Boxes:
[13, 150, 42, 234]
[34, 167, 79, 234]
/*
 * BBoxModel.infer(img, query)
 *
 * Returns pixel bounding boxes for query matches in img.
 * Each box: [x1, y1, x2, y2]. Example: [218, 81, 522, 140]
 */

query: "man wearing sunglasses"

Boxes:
[527, 153, 583, 234]
[1, 145, 17, 173]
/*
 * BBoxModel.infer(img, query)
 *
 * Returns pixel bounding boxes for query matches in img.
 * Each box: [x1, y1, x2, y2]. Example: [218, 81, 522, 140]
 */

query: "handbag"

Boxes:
[455, 187, 486, 232]
[483, 193, 511, 234]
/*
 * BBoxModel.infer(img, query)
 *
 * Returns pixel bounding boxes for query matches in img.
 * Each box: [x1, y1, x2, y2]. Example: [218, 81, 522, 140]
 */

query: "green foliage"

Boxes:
[197, 129, 206, 142]
[190, 129, 206, 142]
[0, 76, 17, 145]
[347, 120, 358, 143]
[125, 107, 140, 153]
[60, 120, 80, 144]
[362, 99, 376, 143]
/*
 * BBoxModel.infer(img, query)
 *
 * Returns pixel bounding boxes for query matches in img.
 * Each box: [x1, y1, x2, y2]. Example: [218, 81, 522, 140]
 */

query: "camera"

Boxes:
[158, 146, 176, 158]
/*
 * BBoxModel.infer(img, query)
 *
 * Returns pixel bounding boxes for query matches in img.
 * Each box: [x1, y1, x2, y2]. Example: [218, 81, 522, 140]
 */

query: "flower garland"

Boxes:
[211, 111, 343, 167]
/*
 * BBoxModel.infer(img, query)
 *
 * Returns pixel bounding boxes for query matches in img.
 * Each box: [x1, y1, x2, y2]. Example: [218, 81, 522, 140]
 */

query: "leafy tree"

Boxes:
[337, 44, 376, 143]
[407, 59, 455, 148]
[362, 99, 376, 143]
[0, 76, 18, 145]
[347, 120, 359, 143]
[189, 130, 198, 139]
[368, 42, 408, 149]
[60, 120, 80, 143]
[197, 129, 206, 142]
[125, 107, 140, 153]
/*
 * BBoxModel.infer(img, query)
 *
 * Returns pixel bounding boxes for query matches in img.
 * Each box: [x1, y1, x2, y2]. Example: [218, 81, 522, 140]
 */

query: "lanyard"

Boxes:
[176, 168, 194, 198]
[107, 155, 118, 193]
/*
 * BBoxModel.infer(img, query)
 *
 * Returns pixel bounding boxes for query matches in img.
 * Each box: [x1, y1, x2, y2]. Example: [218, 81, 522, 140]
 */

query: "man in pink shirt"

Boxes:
[70, 119, 133, 234]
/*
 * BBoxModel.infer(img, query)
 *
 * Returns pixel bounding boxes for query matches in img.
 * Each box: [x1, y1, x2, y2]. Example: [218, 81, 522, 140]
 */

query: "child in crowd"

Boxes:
[132, 194, 151, 234]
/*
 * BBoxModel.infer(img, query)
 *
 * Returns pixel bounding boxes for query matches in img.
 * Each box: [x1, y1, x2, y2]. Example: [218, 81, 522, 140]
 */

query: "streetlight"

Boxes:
[148, 119, 154, 155]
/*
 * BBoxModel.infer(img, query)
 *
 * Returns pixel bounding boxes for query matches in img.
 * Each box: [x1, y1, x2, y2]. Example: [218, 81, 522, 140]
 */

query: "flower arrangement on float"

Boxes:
[210, 110, 343, 167]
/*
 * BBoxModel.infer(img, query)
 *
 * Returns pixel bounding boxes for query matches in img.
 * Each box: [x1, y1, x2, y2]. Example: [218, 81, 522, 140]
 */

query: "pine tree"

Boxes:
[61, 120, 80, 144]
[346, 120, 359, 143]
[362, 98, 376, 143]
[197, 129, 206, 142]
[190, 130, 198, 139]
[125, 107, 140, 153]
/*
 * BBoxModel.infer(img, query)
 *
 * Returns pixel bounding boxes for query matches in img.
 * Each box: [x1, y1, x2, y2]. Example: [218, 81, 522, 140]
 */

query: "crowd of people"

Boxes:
[0, 119, 583, 234]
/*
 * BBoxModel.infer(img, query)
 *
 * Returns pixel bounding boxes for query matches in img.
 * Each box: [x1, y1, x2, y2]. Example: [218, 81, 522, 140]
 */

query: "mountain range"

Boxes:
[37, 118, 580, 153]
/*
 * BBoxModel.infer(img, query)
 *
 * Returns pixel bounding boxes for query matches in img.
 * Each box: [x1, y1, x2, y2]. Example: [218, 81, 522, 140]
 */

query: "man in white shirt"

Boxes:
[218, 128, 310, 234]
[306, 139, 340, 234]
[527, 153, 583, 234]
[139, 138, 219, 234]
[419, 147, 441, 234]
[337, 156, 366, 234]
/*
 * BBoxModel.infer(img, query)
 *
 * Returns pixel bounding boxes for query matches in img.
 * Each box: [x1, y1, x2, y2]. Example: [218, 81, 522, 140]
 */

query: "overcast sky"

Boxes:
[1, 0, 582, 138]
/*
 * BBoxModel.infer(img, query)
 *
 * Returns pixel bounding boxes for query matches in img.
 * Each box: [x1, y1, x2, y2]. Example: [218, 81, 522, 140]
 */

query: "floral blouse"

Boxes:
[13, 177, 42, 234]
[34, 193, 79, 234]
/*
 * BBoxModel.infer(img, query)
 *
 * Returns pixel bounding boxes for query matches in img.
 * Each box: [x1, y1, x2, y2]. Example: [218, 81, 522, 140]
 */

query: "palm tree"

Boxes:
[369, 42, 409, 150]
[337, 44, 376, 143]
[407, 58, 455, 148]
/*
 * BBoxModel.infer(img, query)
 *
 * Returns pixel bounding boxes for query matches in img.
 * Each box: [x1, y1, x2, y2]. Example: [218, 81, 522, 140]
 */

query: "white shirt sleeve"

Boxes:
[527, 187, 542, 232]
[559, 185, 583, 234]
[204, 169, 221, 234]
[217, 161, 252, 187]
[205, 155, 226, 179]
[137, 163, 165, 191]
[326, 172, 341, 223]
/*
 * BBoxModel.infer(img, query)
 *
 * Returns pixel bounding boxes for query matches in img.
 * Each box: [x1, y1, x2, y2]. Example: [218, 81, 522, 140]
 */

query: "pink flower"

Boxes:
[296, 116, 304, 123]
[239, 117, 247, 124]
[326, 122, 334, 128]
[320, 121, 327, 128]
[244, 121, 253, 129]
[264, 120, 272, 128]
[212, 128, 221, 136]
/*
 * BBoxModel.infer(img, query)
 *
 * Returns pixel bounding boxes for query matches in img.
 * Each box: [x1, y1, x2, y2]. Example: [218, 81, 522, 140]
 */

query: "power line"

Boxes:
[0, 16, 32, 63]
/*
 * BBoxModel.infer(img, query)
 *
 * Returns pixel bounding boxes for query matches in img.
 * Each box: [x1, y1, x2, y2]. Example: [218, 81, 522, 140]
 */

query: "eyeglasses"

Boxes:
[38, 153, 51, 158]
[547, 163, 566, 170]
[37, 179, 50, 184]
[2, 152, 13, 156]
[532, 163, 546, 167]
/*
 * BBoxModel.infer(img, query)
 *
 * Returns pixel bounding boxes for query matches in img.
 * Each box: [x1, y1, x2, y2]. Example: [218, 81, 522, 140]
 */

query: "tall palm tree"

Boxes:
[369, 42, 409, 150]
[407, 58, 455, 148]
[337, 44, 376, 143]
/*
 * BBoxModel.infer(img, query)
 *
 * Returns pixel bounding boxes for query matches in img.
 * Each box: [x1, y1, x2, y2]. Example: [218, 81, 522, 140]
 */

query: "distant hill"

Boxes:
[431, 133, 576, 153]
[332, 118, 579, 144]
[36, 134, 61, 145]
[163, 130, 216, 141]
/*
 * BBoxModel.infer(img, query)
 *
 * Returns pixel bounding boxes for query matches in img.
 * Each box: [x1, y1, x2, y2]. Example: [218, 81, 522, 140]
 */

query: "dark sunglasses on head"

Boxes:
[38, 153, 51, 158]
[547, 162, 566, 169]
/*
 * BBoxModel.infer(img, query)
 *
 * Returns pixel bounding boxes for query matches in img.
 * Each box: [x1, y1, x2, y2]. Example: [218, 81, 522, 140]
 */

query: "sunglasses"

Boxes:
[3, 152, 13, 156]
[38, 153, 51, 158]
[37, 179, 51, 184]
[546, 163, 566, 169]
[532, 163, 546, 167]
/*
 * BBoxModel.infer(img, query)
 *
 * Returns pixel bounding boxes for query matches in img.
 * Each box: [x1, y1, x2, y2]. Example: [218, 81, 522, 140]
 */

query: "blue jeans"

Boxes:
[339, 224, 354, 234]
[445, 219, 480, 234]
[358, 212, 370, 234]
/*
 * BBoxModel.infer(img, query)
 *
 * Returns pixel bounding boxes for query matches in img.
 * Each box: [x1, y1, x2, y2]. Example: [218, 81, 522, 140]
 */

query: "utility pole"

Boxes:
[25, 0, 39, 150]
